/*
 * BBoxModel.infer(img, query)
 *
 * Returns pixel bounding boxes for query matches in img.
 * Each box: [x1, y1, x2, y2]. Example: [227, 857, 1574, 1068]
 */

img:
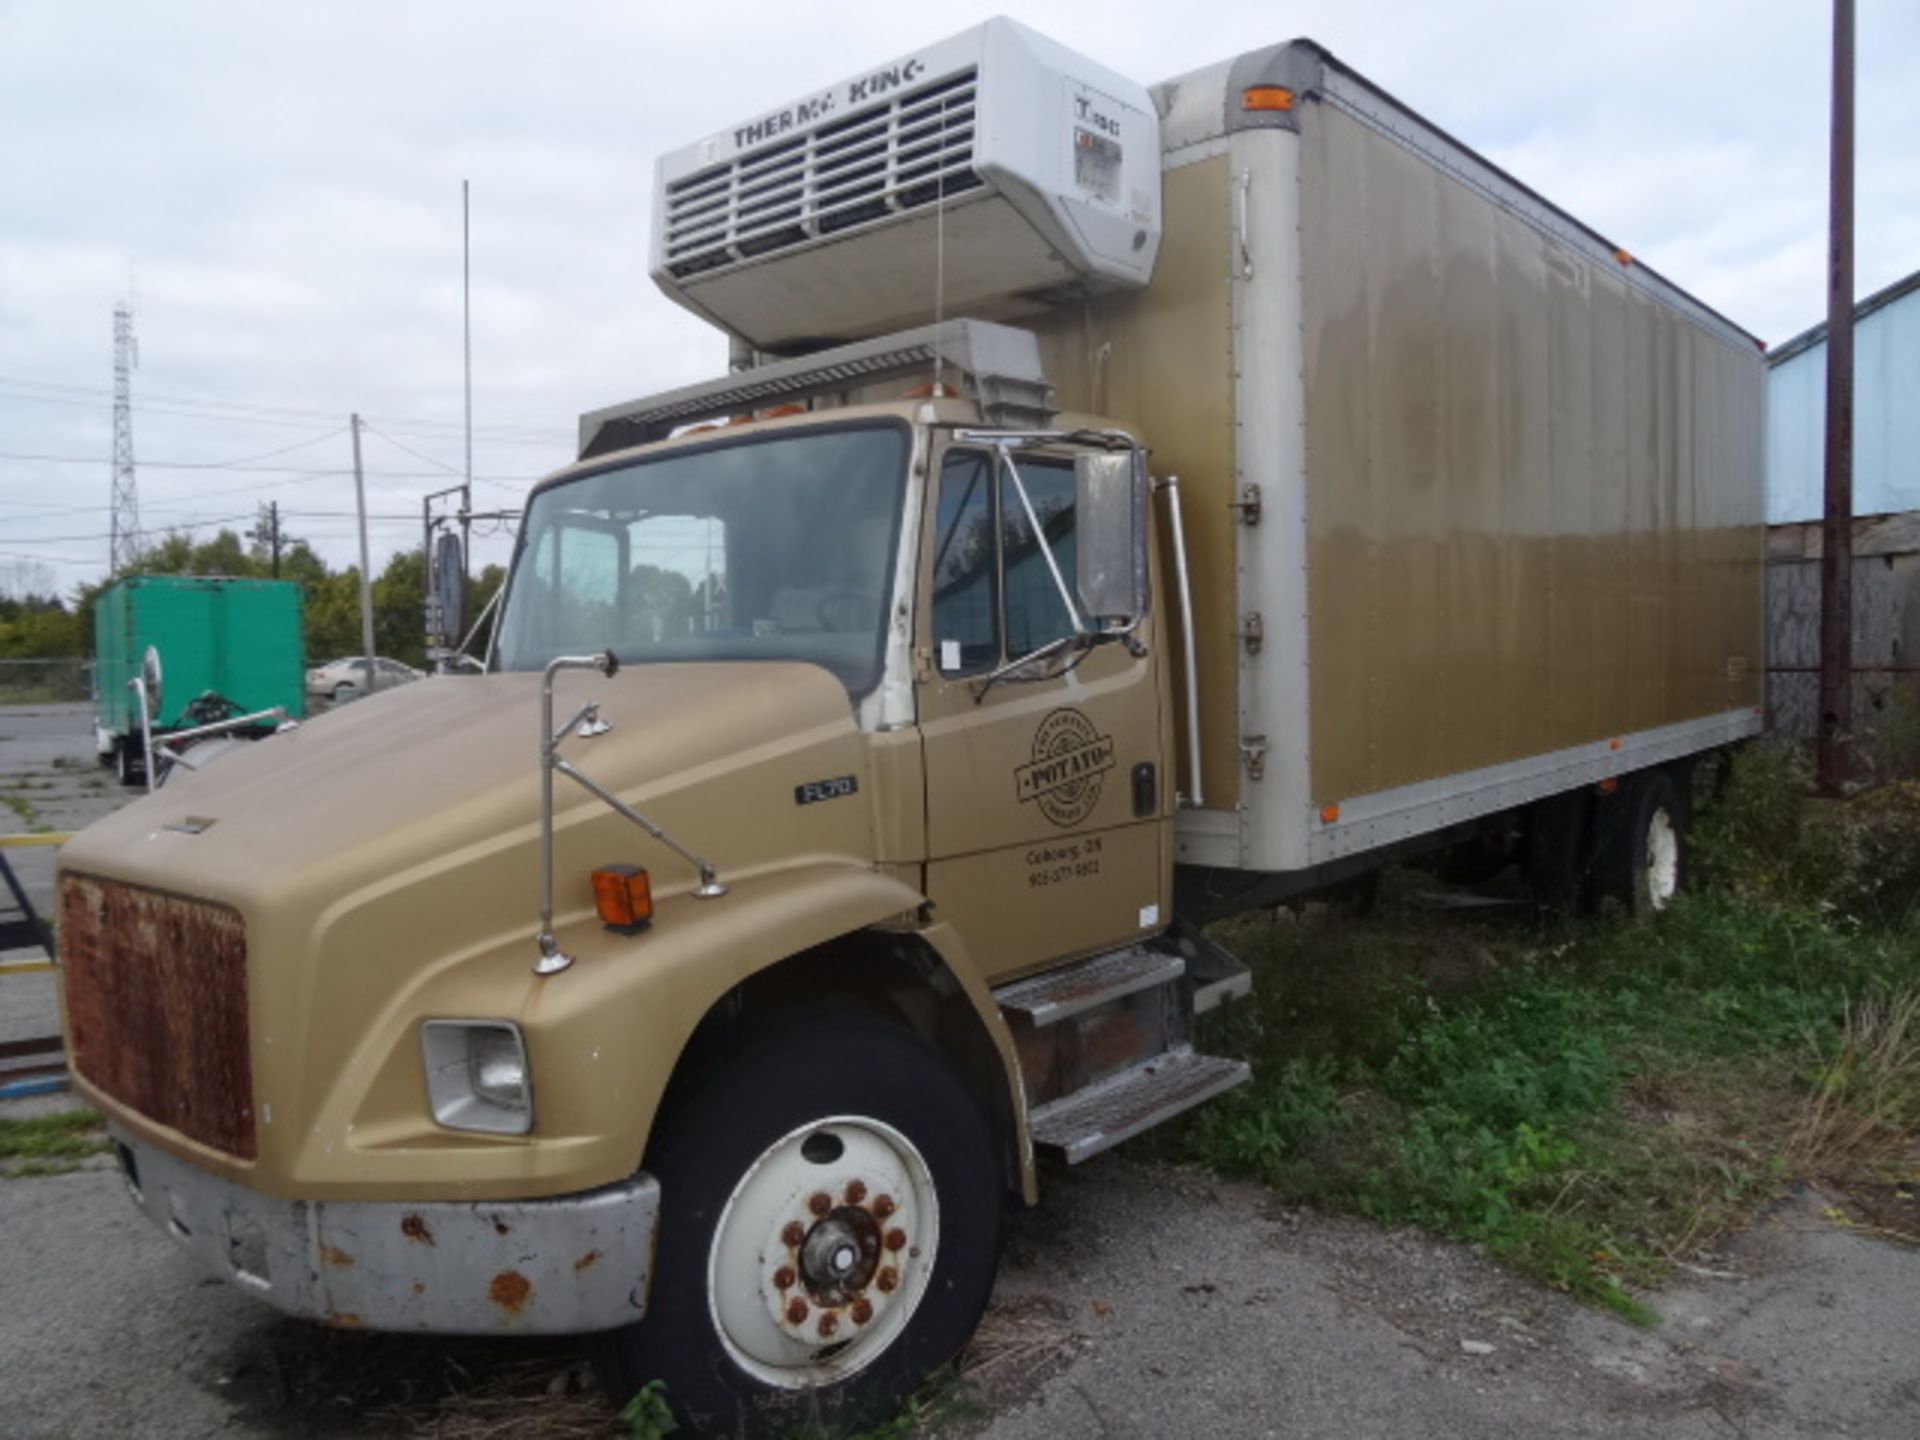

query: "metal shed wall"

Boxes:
[1767, 270, 1920, 525]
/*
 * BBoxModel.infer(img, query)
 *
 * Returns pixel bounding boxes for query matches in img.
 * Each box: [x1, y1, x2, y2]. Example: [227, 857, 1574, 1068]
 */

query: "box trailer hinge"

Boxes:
[1229, 483, 1262, 526]
[1240, 734, 1268, 781]
[1241, 612, 1264, 655]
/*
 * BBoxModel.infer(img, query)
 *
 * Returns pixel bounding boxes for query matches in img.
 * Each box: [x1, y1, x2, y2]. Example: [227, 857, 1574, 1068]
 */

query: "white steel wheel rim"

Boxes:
[707, 1115, 940, 1391]
[1643, 807, 1679, 910]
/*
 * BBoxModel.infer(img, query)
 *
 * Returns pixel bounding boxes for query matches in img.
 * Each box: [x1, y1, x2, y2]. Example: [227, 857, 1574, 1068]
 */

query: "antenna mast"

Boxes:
[109, 300, 140, 572]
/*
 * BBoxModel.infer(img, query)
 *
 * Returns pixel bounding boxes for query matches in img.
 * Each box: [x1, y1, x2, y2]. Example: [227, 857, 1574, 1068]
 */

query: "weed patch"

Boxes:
[0, 1109, 110, 1176]
[1176, 747, 1920, 1319]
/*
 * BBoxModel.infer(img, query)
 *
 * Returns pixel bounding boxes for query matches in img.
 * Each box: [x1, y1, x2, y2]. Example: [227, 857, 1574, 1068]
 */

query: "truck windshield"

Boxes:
[495, 422, 909, 696]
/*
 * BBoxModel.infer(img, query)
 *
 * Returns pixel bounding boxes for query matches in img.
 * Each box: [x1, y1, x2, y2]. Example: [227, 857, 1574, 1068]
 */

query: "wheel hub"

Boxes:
[799, 1205, 882, 1304]
[1644, 806, 1679, 910]
[707, 1117, 938, 1388]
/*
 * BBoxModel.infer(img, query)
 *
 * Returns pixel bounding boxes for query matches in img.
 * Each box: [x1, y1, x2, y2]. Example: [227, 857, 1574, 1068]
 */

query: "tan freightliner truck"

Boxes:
[57, 18, 1765, 1434]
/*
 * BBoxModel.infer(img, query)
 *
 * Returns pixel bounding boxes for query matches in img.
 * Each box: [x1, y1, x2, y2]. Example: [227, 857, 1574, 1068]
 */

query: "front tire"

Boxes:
[592, 1014, 1003, 1436]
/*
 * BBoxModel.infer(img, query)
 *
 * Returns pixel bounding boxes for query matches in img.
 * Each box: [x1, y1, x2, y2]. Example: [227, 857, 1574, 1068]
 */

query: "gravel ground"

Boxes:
[3, 701, 1917, 1439]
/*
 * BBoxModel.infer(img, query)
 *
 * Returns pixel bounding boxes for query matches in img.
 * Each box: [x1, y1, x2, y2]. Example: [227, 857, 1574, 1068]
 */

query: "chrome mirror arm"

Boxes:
[535, 651, 726, 978]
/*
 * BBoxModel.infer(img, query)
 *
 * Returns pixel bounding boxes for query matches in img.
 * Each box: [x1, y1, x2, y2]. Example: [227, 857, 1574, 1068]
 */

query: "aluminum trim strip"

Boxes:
[1303, 708, 1763, 865]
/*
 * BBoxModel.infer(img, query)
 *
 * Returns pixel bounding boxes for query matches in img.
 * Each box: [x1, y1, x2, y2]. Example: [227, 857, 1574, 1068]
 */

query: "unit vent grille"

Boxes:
[664, 69, 985, 280]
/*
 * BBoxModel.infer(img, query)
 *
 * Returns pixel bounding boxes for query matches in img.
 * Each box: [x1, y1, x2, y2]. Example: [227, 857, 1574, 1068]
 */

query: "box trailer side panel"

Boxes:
[1297, 100, 1766, 814]
[216, 580, 307, 721]
[1028, 153, 1243, 815]
[1039, 42, 1765, 876]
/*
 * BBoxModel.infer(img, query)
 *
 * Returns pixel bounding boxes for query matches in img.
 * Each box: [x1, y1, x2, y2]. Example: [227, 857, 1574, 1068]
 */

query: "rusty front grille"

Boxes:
[60, 873, 255, 1159]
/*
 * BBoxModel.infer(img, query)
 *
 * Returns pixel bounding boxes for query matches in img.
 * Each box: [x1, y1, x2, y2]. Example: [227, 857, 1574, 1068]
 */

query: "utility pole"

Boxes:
[109, 302, 140, 573]
[1817, 0, 1856, 793]
[351, 415, 380, 695]
[462, 180, 473, 592]
[268, 501, 282, 578]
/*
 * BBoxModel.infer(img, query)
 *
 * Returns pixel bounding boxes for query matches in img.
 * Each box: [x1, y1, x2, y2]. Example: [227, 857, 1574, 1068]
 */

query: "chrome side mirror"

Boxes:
[432, 531, 466, 640]
[1074, 449, 1149, 626]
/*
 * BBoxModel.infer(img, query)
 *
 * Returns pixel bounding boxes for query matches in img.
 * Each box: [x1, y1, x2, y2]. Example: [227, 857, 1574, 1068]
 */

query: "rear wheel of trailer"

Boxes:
[1595, 767, 1690, 917]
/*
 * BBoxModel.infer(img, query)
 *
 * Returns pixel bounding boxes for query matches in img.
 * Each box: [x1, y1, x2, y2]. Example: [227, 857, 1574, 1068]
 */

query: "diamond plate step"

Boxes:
[1029, 1048, 1251, 1164]
[992, 947, 1186, 1027]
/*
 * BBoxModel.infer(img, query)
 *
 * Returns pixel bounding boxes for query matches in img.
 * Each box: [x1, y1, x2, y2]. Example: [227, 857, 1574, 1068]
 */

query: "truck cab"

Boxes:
[60, 346, 1246, 1435]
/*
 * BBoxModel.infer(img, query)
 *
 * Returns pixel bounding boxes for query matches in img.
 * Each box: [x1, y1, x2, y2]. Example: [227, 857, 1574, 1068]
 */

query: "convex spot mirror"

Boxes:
[140, 646, 163, 720]
[1074, 449, 1149, 626]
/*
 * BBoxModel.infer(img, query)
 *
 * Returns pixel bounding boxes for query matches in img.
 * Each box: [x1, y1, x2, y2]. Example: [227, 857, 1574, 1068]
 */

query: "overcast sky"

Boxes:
[2, 1, 1916, 599]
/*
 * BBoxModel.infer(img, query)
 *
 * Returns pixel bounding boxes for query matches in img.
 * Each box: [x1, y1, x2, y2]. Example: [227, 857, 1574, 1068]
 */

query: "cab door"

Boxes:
[915, 439, 1171, 984]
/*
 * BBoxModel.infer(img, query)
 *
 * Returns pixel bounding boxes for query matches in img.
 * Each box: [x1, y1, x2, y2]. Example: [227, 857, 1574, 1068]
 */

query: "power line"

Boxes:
[0, 449, 534, 482]
[0, 374, 573, 443]
[360, 423, 461, 474]
[3, 512, 259, 544]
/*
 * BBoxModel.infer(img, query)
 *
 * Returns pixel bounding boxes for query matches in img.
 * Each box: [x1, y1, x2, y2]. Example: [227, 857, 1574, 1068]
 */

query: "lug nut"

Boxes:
[872, 1194, 896, 1219]
[851, 1298, 874, 1325]
[781, 1222, 806, 1247]
[773, 1266, 796, 1290]
[817, 1313, 839, 1338]
[876, 1267, 899, 1293]
[884, 1228, 907, 1252]
[786, 1298, 809, 1325]
[808, 1192, 832, 1217]
[844, 1179, 867, 1204]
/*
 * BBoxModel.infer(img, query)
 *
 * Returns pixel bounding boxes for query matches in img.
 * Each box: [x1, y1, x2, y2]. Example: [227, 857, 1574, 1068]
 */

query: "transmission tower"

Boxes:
[109, 301, 140, 572]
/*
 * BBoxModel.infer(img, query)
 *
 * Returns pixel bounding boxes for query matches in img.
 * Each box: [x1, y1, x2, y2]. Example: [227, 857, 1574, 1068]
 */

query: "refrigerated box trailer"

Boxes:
[92, 575, 306, 784]
[59, 19, 1764, 1436]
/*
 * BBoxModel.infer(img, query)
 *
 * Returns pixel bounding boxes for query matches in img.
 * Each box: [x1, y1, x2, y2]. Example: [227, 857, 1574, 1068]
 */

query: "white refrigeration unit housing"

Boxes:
[649, 17, 1163, 353]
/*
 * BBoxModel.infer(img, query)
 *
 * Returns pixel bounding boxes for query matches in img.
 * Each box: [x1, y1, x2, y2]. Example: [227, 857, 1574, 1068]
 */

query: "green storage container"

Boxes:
[94, 576, 306, 744]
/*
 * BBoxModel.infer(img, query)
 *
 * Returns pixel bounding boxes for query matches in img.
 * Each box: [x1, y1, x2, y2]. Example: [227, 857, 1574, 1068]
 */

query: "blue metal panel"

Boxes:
[1767, 274, 1920, 524]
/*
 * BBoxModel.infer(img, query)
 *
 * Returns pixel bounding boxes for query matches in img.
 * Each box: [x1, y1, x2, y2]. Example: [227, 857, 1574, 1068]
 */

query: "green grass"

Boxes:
[0, 1109, 110, 1176]
[1172, 747, 1920, 1323]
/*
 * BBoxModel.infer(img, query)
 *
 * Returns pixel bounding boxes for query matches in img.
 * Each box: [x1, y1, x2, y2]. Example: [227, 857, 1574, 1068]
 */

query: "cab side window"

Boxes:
[930, 449, 1083, 674]
[1000, 457, 1077, 656]
[930, 451, 999, 673]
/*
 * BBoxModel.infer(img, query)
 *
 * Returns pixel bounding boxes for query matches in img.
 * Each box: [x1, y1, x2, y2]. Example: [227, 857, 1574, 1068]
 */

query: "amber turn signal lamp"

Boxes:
[1242, 86, 1296, 112]
[1596, 777, 1620, 795]
[592, 865, 653, 933]
[1319, 803, 1341, 824]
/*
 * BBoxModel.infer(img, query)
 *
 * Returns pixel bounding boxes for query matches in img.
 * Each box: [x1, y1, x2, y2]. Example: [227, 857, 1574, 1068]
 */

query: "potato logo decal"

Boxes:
[1015, 708, 1116, 828]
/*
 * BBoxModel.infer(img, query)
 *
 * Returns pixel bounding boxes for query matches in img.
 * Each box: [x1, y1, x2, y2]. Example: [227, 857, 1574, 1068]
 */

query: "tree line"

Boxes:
[0, 506, 505, 666]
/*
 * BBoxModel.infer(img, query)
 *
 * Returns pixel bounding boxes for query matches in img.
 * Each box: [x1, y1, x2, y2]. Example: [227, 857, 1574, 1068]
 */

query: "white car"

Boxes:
[305, 656, 423, 702]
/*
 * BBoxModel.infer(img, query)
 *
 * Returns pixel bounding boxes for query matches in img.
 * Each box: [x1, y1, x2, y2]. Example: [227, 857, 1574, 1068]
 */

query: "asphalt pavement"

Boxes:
[2, 701, 1916, 1439]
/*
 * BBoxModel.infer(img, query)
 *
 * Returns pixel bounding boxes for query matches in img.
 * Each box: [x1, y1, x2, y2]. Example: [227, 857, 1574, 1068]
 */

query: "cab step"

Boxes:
[992, 946, 1185, 1026]
[1028, 1048, 1251, 1164]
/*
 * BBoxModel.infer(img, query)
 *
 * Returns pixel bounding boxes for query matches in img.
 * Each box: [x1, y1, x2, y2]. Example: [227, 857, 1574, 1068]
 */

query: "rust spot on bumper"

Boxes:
[325, 1311, 364, 1329]
[400, 1214, 435, 1245]
[573, 1249, 601, 1273]
[489, 1270, 532, 1314]
[319, 1244, 355, 1269]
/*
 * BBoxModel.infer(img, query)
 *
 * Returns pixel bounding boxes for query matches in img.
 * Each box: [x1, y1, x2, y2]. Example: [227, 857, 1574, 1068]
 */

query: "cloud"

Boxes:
[2, 0, 1915, 594]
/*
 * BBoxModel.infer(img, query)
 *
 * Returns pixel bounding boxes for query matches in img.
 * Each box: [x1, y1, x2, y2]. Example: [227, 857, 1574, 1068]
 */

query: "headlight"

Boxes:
[422, 1020, 533, 1134]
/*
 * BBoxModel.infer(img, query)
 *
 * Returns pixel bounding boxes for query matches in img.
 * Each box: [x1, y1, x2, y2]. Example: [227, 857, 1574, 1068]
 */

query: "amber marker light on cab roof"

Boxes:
[1243, 86, 1295, 111]
[592, 865, 654, 934]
